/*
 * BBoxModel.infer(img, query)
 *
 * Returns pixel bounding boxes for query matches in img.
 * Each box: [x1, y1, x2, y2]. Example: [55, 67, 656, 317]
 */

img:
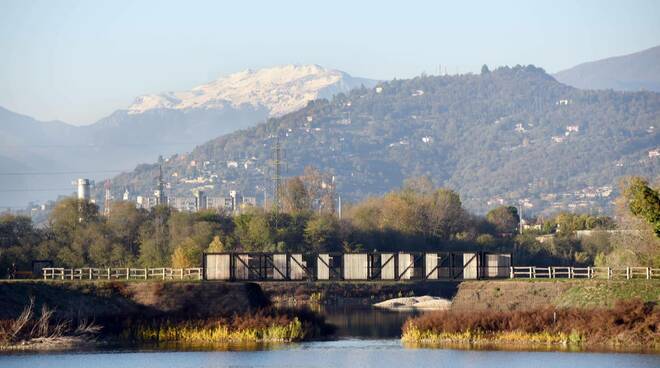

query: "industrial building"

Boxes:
[203, 251, 511, 281]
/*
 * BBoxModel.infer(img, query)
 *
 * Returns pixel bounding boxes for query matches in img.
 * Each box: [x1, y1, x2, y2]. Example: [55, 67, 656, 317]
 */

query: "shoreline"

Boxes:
[402, 339, 660, 354]
[3, 335, 658, 355]
[2, 280, 658, 354]
[401, 298, 660, 353]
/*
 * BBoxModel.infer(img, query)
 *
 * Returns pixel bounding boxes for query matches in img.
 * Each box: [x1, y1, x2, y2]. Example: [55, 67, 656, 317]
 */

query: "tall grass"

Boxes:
[123, 308, 328, 343]
[402, 299, 659, 349]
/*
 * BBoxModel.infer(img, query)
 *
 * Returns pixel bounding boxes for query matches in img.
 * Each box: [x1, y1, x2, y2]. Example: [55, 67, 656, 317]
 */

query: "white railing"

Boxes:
[510, 266, 660, 280]
[40, 265, 660, 282]
[43, 267, 203, 281]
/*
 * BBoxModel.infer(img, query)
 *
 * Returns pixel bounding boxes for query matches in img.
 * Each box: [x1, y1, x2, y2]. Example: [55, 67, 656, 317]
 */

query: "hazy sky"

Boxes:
[1, 0, 659, 125]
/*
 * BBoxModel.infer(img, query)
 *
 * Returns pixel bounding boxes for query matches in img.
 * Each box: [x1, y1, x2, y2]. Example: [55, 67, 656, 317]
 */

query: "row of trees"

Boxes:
[1, 176, 658, 275]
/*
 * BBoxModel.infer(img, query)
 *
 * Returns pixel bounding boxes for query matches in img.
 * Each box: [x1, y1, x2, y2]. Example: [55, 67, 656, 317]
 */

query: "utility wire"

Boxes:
[0, 170, 129, 176]
[0, 188, 74, 193]
[4, 142, 199, 148]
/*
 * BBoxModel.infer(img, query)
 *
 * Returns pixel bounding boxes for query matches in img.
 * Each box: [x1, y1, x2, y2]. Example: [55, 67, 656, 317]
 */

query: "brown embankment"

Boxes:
[2, 279, 656, 319]
[0, 281, 269, 320]
[450, 279, 660, 311]
[258, 281, 460, 305]
[259, 279, 659, 311]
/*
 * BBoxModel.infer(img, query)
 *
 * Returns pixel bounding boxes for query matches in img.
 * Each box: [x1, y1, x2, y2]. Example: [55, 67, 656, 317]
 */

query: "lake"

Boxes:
[1, 306, 658, 368]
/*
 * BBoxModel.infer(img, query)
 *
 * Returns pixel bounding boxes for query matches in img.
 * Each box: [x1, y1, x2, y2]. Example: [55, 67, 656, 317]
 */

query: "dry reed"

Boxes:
[402, 299, 659, 348]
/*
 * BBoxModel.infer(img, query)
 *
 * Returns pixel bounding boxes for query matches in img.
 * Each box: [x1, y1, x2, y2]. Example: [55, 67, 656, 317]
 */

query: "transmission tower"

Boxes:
[155, 156, 166, 206]
[272, 136, 283, 215]
[103, 180, 112, 216]
[270, 135, 288, 227]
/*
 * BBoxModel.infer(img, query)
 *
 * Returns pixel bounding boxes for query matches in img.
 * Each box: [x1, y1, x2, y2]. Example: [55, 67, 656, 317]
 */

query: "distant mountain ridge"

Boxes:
[111, 65, 659, 215]
[127, 64, 376, 117]
[0, 65, 376, 207]
[554, 45, 660, 92]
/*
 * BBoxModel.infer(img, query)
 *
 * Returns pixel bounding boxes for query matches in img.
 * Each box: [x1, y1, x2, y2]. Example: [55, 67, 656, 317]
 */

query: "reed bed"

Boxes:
[123, 308, 329, 343]
[402, 299, 659, 349]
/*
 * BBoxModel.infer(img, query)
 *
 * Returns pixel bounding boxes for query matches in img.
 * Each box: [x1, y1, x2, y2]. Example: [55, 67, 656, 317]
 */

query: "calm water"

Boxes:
[1, 306, 658, 367]
[2, 340, 659, 368]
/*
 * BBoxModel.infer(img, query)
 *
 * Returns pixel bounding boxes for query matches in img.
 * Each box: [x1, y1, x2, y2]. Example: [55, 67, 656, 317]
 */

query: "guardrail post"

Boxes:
[626, 267, 630, 280]
[509, 266, 513, 279]
[647, 267, 650, 280]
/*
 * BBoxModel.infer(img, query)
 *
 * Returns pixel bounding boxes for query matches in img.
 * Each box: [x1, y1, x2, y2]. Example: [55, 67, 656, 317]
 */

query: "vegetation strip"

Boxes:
[402, 299, 660, 349]
[1, 295, 329, 350]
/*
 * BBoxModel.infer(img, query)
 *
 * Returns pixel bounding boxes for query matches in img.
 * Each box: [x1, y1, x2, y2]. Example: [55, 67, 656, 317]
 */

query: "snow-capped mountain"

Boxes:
[127, 64, 376, 117]
[0, 65, 375, 208]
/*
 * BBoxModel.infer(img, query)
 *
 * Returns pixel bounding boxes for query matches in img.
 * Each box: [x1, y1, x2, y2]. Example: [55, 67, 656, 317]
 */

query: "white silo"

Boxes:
[76, 178, 91, 201]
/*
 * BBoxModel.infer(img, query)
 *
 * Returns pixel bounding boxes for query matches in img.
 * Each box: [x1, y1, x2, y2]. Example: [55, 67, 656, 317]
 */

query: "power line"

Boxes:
[0, 170, 129, 176]
[0, 188, 74, 193]
[4, 142, 199, 148]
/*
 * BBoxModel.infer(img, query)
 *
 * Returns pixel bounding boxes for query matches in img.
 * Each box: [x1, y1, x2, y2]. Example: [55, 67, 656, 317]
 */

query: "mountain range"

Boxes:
[554, 45, 660, 92]
[0, 65, 376, 208]
[2, 47, 660, 212]
[110, 65, 659, 215]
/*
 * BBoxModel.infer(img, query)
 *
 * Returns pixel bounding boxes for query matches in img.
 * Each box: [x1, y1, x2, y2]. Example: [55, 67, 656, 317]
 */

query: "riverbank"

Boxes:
[0, 281, 328, 351]
[402, 298, 660, 351]
[0, 280, 269, 320]
[403, 279, 660, 351]
[2, 279, 658, 352]
[450, 279, 660, 311]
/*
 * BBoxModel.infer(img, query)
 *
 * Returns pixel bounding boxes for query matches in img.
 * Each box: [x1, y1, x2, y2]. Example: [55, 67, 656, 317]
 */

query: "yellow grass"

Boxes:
[131, 318, 304, 343]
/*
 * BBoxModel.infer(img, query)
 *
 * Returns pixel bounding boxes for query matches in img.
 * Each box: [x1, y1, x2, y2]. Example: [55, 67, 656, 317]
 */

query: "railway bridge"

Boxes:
[203, 251, 512, 282]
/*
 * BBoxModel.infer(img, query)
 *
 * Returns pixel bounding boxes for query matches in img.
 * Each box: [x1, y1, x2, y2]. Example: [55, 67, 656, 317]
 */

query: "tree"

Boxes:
[0, 214, 41, 276]
[481, 64, 490, 75]
[106, 201, 145, 259]
[486, 206, 520, 235]
[427, 189, 467, 240]
[304, 214, 340, 252]
[282, 177, 311, 213]
[138, 205, 171, 266]
[476, 233, 496, 247]
[49, 198, 100, 244]
[604, 177, 660, 267]
[171, 243, 193, 268]
[345, 198, 382, 232]
[623, 177, 660, 236]
[246, 214, 275, 251]
[207, 236, 226, 252]
[403, 176, 434, 195]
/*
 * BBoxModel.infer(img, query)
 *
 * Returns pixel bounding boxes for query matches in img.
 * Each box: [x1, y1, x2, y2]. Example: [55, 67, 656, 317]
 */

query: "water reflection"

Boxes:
[320, 305, 417, 339]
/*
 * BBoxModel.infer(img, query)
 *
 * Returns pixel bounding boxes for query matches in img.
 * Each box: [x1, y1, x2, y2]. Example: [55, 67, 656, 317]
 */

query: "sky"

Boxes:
[1, 0, 659, 125]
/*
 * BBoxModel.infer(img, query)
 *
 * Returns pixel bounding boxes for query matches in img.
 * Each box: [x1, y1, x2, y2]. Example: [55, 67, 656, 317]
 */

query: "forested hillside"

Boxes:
[112, 65, 659, 214]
